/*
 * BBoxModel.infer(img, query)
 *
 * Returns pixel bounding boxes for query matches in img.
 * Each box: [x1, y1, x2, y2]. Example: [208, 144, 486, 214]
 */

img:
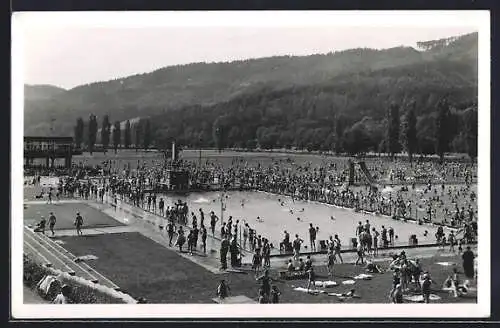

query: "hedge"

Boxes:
[23, 253, 135, 304]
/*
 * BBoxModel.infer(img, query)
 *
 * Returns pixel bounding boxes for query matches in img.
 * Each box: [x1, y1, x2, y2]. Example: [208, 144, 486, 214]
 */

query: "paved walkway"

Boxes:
[52, 226, 136, 237]
[95, 196, 232, 274]
[24, 199, 83, 205]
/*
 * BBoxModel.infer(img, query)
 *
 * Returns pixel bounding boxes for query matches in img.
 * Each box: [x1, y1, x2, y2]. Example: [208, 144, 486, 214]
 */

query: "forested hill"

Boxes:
[23, 32, 477, 137]
[24, 84, 66, 101]
[150, 56, 477, 153]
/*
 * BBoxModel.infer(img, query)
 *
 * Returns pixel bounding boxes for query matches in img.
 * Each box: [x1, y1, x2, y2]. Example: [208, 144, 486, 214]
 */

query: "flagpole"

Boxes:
[220, 191, 224, 225]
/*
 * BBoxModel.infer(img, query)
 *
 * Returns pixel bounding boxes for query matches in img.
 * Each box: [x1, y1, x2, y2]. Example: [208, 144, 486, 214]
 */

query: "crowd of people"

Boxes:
[26, 156, 477, 228]
[107, 157, 477, 230]
[25, 154, 478, 304]
[26, 155, 478, 258]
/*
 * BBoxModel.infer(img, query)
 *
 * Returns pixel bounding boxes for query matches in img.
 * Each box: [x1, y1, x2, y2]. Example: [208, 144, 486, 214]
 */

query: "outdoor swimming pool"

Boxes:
[159, 190, 448, 252]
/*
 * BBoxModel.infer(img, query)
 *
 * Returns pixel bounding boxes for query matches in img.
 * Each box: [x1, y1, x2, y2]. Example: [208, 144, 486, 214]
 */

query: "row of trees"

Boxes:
[211, 99, 477, 162]
[72, 98, 477, 163]
[383, 99, 477, 163]
[74, 115, 152, 154]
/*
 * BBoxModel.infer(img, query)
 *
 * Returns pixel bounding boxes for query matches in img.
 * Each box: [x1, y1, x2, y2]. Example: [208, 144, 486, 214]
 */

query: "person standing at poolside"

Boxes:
[243, 223, 249, 249]
[199, 208, 205, 228]
[364, 219, 371, 233]
[252, 248, 262, 275]
[308, 223, 317, 252]
[47, 188, 53, 204]
[355, 241, 365, 265]
[167, 221, 175, 246]
[333, 234, 343, 263]
[448, 231, 456, 252]
[381, 226, 388, 248]
[159, 198, 165, 216]
[210, 211, 218, 236]
[356, 221, 364, 237]
[48, 212, 57, 237]
[388, 227, 395, 245]
[256, 269, 272, 299]
[292, 234, 303, 261]
[421, 273, 432, 303]
[462, 246, 475, 279]
[74, 212, 83, 236]
[372, 228, 379, 256]
[201, 224, 207, 254]
[176, 226, 186, 252]
[306, 266, 316, 293]
[220, 235, 230, 270]
[326, 249, 335, 279]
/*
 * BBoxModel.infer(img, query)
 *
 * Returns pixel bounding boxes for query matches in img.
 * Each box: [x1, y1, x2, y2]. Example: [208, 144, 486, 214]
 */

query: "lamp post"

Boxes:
[199, 137, 202, 168]
[215, 127, 221, 153]
[220, 191, 225, 225]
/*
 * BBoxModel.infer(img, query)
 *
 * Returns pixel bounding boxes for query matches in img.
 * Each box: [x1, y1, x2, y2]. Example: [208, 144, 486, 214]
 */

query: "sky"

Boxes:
[15, 12, 480, 90]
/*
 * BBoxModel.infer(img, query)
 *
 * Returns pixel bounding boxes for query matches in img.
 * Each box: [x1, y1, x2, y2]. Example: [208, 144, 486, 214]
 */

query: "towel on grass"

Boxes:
[403, 294, 441, 302]
[354, 274, 373, 280]
[74, 254, 98, 262]
[342, 280, 356, 285]
[293, 287, 326, 294]
[314, 281, 338, 288]
[436, 262, 456, 266]
[327, 292, 361, 300]
[443, 286, 472, 294]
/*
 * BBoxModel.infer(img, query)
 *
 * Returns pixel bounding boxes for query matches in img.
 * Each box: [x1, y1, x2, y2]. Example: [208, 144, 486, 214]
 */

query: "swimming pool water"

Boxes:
[159, 191, 447, 252]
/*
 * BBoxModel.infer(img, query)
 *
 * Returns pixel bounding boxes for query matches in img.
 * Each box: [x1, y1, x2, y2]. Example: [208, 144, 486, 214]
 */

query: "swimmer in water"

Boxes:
[289, 209, 294, 214]
[256, 216, 264, 222]
[297, 217, 301, 221]
[300, 208, 305, 212]
[330, 216, 336, 221]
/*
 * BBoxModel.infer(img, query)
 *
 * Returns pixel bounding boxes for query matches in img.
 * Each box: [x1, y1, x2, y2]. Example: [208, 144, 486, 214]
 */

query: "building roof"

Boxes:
[24, 136, 73, 142]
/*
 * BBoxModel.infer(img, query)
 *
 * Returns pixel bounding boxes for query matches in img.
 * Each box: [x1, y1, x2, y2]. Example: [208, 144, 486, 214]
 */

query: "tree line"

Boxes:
[73, 95, 477, 163]
[74, 115, 152, 154]
[210, 98, 477, 163]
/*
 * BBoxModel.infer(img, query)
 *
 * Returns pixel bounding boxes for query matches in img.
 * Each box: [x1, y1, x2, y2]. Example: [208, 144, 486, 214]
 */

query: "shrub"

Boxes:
[23, 254, 130, 304]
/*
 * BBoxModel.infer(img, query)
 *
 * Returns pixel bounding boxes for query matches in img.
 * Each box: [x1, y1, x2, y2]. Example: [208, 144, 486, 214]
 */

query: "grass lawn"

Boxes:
[23, 203, 124, 230]
[58, 232, 476, 304]
[58, 232, 261, 303]
[72, 149, 333, 171]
